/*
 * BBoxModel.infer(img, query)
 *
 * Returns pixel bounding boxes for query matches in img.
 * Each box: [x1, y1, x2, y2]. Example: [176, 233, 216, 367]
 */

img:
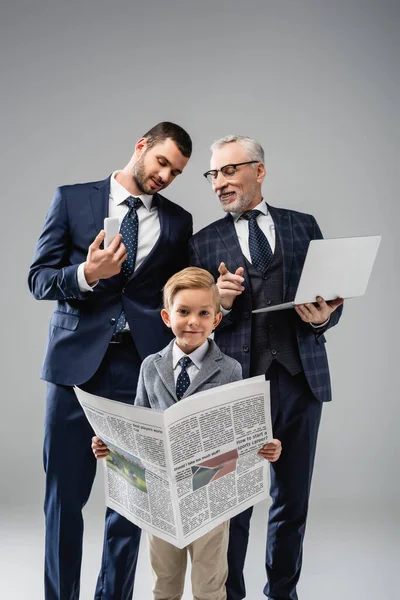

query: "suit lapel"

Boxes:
[214, 215, 251, 286]
[127, 193, 169, 283]
[211, 208, 296, 303]
[153, 340, 178, 403]
[155, 340, 223, 402]
[268, 205, 293, 301]
[89, 177, 110, 234]
[183, 341, 221, 398]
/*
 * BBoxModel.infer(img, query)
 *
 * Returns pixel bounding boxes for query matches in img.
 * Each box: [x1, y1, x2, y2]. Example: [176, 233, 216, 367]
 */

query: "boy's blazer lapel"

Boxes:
[153, 339, 225, 404]
[153, 341, 177, 403]
[183, 340, 223, 398]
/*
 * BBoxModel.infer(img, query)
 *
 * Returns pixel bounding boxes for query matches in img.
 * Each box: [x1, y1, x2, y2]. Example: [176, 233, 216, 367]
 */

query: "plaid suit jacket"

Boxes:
[189, 204, 342, 403]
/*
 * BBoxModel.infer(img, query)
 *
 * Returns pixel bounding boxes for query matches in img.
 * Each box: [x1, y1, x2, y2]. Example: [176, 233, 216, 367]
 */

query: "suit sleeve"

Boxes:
[188, 236, 202, 268]
[134, 363, 151, 408]
[28, 187, 89, 302]
[176, 215, 193, 271]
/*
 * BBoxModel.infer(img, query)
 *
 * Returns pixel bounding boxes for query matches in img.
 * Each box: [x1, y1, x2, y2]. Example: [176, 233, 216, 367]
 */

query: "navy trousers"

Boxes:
[43, 338, 142, 600]
[226, 363, 323, 600]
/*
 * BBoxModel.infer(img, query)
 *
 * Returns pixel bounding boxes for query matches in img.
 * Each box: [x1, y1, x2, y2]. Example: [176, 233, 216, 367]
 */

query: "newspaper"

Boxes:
[75, 376, 272, 548]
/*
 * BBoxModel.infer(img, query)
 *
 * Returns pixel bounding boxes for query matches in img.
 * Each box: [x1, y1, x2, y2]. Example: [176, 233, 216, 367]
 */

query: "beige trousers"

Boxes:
[147, 520, 229, 600]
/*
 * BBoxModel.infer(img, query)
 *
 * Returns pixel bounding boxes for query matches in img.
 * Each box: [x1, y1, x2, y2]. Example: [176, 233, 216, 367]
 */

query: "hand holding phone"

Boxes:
[84, 220, 126, 284]
[104, 217, 120, 248]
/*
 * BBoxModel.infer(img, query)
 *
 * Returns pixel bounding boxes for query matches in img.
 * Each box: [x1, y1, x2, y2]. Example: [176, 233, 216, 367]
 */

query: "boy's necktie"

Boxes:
[176, 356, 192, 400]
[242, 209, 273, 273]
[114, 196, 142, 333]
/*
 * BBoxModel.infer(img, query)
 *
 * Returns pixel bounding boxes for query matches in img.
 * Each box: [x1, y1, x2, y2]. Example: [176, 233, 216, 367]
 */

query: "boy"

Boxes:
[93, 267, 281, 600]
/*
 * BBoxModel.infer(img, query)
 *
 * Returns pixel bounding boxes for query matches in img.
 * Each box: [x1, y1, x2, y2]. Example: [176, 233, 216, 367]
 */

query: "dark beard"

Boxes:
[132, 157, 149, 194]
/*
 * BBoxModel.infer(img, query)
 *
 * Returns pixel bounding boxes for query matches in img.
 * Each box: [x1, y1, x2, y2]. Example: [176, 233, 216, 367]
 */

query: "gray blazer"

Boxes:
[135, 339, 243, 411]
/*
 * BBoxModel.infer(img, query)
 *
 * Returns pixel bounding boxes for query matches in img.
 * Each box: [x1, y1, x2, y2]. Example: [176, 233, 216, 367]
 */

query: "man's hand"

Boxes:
[217, 262, 245, 310]
[295, 296, 344, 325]
[92, 436, 110, 459]
[84, 231, 127, 285]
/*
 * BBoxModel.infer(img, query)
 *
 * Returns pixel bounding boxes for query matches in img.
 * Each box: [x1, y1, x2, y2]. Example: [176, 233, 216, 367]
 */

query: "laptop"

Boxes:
[252, 235, 381, 314]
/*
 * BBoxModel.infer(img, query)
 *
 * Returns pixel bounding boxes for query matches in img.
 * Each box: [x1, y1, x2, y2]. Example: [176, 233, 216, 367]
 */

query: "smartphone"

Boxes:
[104, 217, 120, 248]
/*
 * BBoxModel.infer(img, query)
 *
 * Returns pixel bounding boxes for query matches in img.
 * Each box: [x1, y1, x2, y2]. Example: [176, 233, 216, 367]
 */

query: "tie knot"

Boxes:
[242, 209, 262, 222]
[179, 356, 192, 370]
[126, 196, 142, 210]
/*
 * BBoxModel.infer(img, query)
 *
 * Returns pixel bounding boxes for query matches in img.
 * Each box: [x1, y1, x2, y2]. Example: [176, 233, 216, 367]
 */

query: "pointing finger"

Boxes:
[218, 262, 229, 276]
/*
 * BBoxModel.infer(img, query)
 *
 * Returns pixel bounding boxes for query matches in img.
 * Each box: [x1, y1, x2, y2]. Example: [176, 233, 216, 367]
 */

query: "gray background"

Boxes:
[1, 0, 399, 598]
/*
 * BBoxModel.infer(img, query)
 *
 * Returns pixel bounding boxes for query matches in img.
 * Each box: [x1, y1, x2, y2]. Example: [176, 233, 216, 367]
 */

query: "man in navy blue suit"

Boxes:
[28, 122, 193, 600]
[189, 135, 344, 600]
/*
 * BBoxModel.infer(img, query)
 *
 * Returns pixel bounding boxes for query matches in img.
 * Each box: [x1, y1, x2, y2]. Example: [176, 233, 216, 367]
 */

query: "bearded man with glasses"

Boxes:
[189, 135, 343, 600]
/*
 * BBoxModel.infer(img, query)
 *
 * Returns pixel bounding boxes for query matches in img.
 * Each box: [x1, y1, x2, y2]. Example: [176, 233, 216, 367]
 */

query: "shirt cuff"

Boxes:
[310, 317, 330, 329]
[77, 263, 98, 292]
[220, 305, 232, 317]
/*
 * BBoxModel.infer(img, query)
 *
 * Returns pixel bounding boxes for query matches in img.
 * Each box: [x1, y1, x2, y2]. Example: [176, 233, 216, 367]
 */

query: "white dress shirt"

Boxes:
[172, 339, 210, 385]
[231, 199, 275, 259]
[228, 200, 328, 328]
[220, 199, 273, 316]
[77, 171, 160, 291]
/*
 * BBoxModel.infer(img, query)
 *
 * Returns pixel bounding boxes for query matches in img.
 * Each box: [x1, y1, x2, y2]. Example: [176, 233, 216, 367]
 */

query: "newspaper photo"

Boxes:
[75, 375, 272, 548]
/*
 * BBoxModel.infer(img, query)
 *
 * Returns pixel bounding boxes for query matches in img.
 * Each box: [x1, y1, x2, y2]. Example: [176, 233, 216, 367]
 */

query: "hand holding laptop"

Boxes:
[217, 260, 344, 325]
[294, 295, 344, 325]
[252, 236, 381, 315]
[216, 236, 381, 320]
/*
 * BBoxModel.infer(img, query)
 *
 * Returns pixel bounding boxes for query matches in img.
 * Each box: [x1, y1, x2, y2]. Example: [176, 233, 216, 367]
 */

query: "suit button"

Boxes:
[269, 325, 275, 332]
[271, 349, 277, 356]
[266, 299, 271, 305]
[122, 287, 125, 294]
[110, 318, 116, 325]
[243, 345, 249, 352]
[263, 274, 269, 280]
[243, 311, 250, 319]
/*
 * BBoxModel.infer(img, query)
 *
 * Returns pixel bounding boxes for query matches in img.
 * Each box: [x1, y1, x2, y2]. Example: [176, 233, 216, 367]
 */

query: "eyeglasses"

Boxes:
[203, 161, 259, 183]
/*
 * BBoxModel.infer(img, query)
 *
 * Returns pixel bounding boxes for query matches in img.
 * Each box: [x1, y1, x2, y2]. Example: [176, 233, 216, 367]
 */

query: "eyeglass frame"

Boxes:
[203, 160, 259, 183]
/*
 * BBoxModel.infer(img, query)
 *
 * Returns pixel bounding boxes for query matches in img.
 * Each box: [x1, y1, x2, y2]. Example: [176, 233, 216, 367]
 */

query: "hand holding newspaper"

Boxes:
[75, 376, 272, 548]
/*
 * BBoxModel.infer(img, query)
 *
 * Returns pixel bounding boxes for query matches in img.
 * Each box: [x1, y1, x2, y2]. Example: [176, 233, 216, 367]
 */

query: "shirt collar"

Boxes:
[173, 339, 210, 370]
[110, 171, 153, 211]
[231, 199, 268, 223]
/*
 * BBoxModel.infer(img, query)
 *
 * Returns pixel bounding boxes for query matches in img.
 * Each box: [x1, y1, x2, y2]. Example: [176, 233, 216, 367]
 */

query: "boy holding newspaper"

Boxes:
[92, 267, 281, 600]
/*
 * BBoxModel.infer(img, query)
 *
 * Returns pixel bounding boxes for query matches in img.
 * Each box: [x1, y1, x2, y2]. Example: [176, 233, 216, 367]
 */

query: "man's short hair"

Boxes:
[163, 267, 220, 313]
[142, 122, 192, 158]
[211, 134, 264, 163]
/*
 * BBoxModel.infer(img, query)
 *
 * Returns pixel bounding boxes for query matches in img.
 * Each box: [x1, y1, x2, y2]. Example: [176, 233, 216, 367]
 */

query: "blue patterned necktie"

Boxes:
[114, 196, 142, 333]
[176, 356, 192, 400]
[120, 196, 142, 281]
[242, 209, 273, 273]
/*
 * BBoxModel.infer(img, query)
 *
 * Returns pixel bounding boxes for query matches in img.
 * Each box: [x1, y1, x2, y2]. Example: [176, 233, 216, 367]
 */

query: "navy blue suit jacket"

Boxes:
[189, 205, 342, 403]
[28, 177, 192, 386]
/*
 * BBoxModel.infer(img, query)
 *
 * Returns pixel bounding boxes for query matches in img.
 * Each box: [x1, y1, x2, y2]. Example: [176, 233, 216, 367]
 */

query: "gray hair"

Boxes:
[210, 135, 265, 163]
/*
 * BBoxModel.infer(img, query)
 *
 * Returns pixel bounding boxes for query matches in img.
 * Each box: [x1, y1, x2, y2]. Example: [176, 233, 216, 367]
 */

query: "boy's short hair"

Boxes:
[163, 267, 220, 313]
